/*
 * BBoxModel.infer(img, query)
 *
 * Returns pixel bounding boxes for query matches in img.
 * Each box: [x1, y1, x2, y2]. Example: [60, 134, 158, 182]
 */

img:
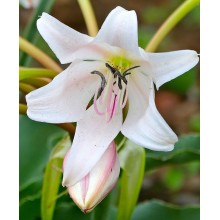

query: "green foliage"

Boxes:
[138, 27, 155, 49]
[160, 68, 196, 94]
[19, 115, 65, 188]
[189, 114, 200, 132]
[19, 0, 57, 66]
[145, 135, 200, 171]
[131, 200, 200, 220]
[163, 168, 185, 191]
[41, 135, 71, 220]
[117, 140, 146, 220]
[19, 115, 66, 219]
[19, 197, 41, 220]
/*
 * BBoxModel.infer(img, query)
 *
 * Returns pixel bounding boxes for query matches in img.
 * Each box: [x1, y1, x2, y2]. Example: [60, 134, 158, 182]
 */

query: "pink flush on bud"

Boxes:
[66, 141, 120, 213]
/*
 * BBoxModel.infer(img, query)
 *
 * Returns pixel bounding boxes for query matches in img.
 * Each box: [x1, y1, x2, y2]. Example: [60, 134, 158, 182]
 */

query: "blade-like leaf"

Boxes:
[145, 134, 200, 171]
[131, 199, 199, 220]
[160, 68, 196, 94]
[19, 115, 65, 189]
[41, 135, 71, 220]
[117, 139, 146, 220]
[19, 115, 67, 219]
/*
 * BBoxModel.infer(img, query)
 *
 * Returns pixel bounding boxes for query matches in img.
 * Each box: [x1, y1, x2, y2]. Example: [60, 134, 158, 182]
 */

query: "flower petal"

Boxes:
[121, 75, 177, 151]
[62, 106, 122, 187]
[37, 13, 93, 64]
[140, 49, 199, 89]
[121, 72, 151, 135]
[94, 6, 139, 54]
[26, 60, 103, 123]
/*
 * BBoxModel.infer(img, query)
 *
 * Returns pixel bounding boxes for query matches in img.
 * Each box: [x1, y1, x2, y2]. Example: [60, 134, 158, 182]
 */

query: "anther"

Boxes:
[91, 71, 107, 96]
[105, 63, 141, 90]
[122, 66, 140, 77]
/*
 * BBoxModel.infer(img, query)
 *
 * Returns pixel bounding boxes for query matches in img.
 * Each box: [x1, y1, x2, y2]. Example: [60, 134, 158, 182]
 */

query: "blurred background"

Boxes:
[19, 0, 200, 219]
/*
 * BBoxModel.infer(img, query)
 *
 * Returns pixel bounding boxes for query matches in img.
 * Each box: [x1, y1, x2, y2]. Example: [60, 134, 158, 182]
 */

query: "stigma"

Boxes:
[91, 63, 140, 122]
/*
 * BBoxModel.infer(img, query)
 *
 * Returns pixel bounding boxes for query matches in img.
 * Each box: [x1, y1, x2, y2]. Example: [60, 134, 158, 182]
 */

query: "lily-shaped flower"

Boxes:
[26, 7, 199, 188]
[66, 141, 120, 213]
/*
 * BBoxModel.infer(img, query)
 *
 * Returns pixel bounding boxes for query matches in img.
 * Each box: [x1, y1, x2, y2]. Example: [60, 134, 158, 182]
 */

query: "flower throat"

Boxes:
[91, 63, 140, 122]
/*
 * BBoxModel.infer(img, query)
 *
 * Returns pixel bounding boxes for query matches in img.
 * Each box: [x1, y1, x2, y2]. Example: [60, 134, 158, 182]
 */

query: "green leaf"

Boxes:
[54, 202, 93, 220]
[53, 201, 117, 220]
[41, 135, 71, 220]
[117, 139, 146, 220]
[20, 0, 56, 66]
[145, 135, 200, 171]
[131, 199, 199, 220]
[91, 193, 112, 220]
[160, 68, 196, 94]
[189, 114, 200, 132]
[20, 197, 41, 220]
[163, 168, 185, 191]
[19, 115, 66, 188]
[20, 178, 42, 205]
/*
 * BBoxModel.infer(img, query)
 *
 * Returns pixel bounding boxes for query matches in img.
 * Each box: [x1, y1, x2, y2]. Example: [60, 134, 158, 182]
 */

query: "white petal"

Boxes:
[37, 13, 93, 64]
[94, 6, 139, 54]
[121, 76, 177, 151]
[140, 49, 199, 89]
[121, 72, 152, 132]
[67, 42, 116, 62]
[26, 60, 103, 123]
[62, 106, 122, 187]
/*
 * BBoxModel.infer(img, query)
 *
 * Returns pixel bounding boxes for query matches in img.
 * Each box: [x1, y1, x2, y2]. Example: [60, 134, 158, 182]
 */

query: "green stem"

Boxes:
[19, 82, 35, 93]
[19, 103, 75, 134]
[77, 0, 98, 36]
[22, 78, 51, 88]
[19, 68, 58, 81]
[145, 0, 200, 52]
[19, 36, 63, 72]
[19, 103, 28, 114]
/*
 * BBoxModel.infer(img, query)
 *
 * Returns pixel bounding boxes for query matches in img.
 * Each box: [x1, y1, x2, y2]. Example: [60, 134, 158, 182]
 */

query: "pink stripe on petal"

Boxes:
[81, 173, 90, 203]
[107, 94, 117, 123]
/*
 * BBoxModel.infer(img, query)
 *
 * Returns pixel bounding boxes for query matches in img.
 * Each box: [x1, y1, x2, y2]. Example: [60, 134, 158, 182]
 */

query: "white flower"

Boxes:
[26, 6, 199, 187]
[66, 141, 120, 213]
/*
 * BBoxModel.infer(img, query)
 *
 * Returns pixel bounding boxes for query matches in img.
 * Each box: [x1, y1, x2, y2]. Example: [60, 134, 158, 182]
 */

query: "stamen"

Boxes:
[107, 85, 120, 122]
[91, 71, 107, 96]
[107, 78, 114, 113]
[99, 74, 111, 104]
[120, 86, 128, 109]
[91, 63, 141, 119]
[122, 66, 140, 76]
[107, 94, 117, 123]
[94, 87, 105, 115]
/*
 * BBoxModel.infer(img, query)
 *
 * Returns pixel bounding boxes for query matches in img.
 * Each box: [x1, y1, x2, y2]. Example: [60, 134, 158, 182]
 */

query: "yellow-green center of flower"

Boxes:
[108, 55, 133, 71]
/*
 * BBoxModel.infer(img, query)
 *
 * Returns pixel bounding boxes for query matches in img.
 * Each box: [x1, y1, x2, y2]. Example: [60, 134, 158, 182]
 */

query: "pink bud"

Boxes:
[67, 141, 120, 213]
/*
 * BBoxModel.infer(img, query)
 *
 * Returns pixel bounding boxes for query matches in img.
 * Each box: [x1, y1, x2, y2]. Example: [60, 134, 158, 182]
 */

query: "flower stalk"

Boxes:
[19, 68, 58, 81]
[77, 0, 98, 36]
[19, 36, 62, 72]
[19, 82, 36, 93]
[22, 78, 51, 88]
[145, 0, 200, 52]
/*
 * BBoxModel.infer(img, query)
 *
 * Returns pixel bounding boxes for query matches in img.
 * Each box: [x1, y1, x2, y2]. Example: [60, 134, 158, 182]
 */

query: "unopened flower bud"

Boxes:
[67, 141, 120, 213]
